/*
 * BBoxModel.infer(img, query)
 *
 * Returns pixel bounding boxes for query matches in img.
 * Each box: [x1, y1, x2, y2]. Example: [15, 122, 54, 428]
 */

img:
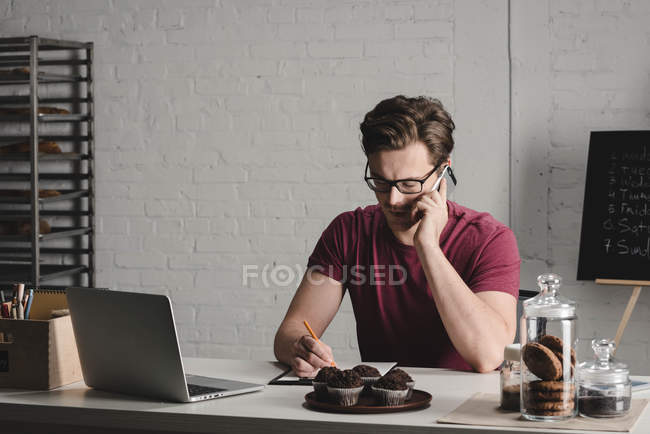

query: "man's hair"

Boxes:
[360, 95, 455, 165]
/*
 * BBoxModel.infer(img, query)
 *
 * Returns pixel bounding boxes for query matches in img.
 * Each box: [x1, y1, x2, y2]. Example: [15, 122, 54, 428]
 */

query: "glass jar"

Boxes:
[578, 338, 631, 418]
[500, 344, 521, 411]
[520, 273, 577, 421]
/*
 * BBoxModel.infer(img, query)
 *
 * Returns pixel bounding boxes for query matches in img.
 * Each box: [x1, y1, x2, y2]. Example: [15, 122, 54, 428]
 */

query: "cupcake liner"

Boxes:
[312, 381, 329, 401]
[360, 376, 379, 395]
[372, 385, 409, 406]
[405, 381, 415, 400]
[327, 385, 364, 406]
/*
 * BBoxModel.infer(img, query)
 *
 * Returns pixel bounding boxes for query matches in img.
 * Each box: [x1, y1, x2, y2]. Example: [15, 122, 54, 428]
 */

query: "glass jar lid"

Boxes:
[578, 338, 629, 385]
[503, 343, 521, 361]
[523, 273, 576, 319]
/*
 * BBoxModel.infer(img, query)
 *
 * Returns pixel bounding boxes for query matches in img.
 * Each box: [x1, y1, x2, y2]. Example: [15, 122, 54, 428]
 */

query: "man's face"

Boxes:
[367, 141, 445, 230]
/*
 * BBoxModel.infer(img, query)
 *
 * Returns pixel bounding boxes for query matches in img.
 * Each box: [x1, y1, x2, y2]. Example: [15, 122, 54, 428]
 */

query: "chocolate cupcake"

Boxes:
[326, 369, 364, 406]
[385, 368, 415, 399]
[372, 375, 409, 406]
[313, 366, 339, 401]
[352, 364, 381, 394]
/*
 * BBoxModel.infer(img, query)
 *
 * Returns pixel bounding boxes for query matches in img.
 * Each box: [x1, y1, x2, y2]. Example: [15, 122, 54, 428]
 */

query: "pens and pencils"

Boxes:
[0, 283, 33, 319]
[303, 320, 336, 367]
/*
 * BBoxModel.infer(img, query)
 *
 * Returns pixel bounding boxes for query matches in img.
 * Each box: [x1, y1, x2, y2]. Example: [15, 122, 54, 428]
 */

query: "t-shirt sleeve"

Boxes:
[306, 211, 356, 284]
[466, 227, 521, 299]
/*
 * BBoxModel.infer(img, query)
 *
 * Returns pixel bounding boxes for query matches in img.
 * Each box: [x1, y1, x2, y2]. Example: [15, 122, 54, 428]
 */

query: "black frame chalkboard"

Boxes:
[577, 131, 650, 281]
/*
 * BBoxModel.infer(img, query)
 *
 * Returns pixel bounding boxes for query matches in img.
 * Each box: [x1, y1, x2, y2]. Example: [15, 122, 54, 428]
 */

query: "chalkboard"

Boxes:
[577, 131, 650, 280]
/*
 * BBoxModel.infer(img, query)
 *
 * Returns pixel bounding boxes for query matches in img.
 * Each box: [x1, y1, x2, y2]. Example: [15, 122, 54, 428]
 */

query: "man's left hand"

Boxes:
[411, 177, 449, 250]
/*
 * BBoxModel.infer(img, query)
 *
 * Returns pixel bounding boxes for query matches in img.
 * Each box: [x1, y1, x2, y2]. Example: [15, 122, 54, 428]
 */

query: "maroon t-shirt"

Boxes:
[306, 201, 521, 371]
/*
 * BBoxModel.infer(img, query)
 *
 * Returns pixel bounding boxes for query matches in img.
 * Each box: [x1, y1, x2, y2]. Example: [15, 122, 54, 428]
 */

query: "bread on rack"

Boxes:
[38, 189, 61, 198]
[0, 189, 61, 198]
[0, 219, 52, 236]
[0, 106, 71, 115]
[0, 67, 29, 75]
[0, 141, 62, 154]
[16, 219, 52, 235]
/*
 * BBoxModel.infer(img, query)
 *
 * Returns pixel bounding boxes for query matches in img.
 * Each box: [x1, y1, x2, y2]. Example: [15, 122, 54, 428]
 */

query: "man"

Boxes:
[274, 95, 521, 377]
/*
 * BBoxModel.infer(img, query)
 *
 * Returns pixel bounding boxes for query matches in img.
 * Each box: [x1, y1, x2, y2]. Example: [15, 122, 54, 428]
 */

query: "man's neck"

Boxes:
[388, 223, 418, 246]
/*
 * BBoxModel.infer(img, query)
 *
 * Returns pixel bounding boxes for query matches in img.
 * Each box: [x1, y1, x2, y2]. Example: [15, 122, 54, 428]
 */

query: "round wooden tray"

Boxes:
[304, 389, 432, 414]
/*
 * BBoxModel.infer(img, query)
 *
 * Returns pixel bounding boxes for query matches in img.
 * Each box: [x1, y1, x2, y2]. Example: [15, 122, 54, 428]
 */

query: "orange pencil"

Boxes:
[303, 320, 336, 367]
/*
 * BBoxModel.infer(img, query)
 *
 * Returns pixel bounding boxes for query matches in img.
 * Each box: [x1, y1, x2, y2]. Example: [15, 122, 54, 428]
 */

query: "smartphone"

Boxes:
[430, 165, 457, 195]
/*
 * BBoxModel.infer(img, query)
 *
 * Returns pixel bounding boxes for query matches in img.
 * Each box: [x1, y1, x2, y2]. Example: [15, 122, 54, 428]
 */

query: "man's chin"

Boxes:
[388, 214, 415, 228]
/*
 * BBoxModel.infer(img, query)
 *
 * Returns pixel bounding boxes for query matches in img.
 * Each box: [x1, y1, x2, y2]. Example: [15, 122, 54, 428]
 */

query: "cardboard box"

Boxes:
[0, 315, 82, 389]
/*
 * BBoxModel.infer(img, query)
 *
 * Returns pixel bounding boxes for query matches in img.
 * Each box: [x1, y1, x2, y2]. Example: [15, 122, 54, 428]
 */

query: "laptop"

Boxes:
[66, 287, 264, 402]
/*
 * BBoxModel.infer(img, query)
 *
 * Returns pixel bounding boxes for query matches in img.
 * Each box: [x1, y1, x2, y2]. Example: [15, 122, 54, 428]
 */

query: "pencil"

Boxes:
[303, 320, 336, 367]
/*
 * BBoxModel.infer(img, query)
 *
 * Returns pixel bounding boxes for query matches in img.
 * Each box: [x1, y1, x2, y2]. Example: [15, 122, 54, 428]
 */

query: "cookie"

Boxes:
[539, 335, 576, 366]
[527, 390, 573, 401]
[527, 408, 575, 417]
[527, 380, 575, 392]
[527, 400, 575, 411]
[522, 343, 562, 380]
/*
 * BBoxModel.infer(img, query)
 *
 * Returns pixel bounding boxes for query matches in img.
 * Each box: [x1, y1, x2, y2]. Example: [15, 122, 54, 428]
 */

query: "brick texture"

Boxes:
[2, 0, 648, 374]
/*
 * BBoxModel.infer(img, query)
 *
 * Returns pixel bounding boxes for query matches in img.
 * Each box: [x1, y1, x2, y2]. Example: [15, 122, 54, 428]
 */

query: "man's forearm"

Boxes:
[274, 321, 301, 366]
[415, 242, 512, 372]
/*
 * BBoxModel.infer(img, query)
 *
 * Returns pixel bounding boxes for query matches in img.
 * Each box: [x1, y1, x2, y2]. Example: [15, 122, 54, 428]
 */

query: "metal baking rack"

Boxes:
[0, 36, 95, 290]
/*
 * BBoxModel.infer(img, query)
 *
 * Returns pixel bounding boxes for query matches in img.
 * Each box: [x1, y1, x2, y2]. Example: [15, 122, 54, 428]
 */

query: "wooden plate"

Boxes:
[304, 389, 432, 414]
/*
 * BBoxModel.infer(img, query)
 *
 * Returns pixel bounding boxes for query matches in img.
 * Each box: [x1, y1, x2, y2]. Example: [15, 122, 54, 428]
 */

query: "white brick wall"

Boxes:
[512, 0, 650, 374]
[2, 0, 649, 374]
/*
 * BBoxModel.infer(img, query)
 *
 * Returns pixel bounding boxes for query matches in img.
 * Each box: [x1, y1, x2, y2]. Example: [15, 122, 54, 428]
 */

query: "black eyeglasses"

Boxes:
[364, 161, 442, 194]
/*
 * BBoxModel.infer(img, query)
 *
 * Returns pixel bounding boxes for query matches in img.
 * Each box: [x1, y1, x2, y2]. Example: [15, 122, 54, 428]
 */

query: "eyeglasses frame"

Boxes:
[363, 161, 446, 194]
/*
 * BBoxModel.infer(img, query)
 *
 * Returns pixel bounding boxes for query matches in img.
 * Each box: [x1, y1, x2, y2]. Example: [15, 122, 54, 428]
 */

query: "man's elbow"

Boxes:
[472, 318, 517, 373]
[474, 360, 501, 373]
[471, 347, 506, 373]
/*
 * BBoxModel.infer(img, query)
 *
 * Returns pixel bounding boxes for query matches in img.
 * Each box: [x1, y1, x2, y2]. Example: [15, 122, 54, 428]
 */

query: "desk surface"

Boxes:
[0, 358, 648, 434]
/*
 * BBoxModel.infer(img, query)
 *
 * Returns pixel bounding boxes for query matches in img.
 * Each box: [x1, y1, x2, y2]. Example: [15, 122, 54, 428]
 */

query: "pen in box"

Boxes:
[24, 289, 33, 319]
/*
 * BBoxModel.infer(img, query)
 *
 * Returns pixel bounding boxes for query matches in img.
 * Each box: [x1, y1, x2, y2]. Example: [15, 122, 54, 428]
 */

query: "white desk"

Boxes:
[0, 358, 648, 434]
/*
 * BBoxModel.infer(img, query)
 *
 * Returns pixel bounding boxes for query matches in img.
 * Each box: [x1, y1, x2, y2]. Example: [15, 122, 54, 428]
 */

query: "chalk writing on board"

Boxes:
[600, 145, 650, 260]
[578, 131, 650, 280]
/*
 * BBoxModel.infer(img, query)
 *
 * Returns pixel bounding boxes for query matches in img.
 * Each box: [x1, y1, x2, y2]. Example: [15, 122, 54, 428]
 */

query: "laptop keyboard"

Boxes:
[187, 383, 226, 397]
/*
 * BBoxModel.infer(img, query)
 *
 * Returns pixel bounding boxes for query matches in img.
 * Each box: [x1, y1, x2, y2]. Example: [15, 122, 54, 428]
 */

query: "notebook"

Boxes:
[269, 361, 397, 385]
[27, 289, 68, 320]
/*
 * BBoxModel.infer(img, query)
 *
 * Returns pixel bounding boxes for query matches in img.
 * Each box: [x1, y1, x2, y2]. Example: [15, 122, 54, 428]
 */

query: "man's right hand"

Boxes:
[290, 335, 336, 378]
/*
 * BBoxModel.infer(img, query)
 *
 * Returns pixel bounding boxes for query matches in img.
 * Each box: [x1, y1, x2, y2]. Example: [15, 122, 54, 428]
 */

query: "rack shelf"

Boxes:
[0, 247, 90, 255]
[0, 35, 95, 289]
[0, 152, 88, 161]
[0, 264, 88, 284]
[0, 135, 91, 142]
[0, 73, 86, 85]
[0, 227, 92, 242]
[0, 113, 91, 122]
[0, 36, 90, 50]
[1, 210, 91, 218]
[0, 96, 92, 104]
[0, 189, 88, 204]
[0, 173, 91, 181]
